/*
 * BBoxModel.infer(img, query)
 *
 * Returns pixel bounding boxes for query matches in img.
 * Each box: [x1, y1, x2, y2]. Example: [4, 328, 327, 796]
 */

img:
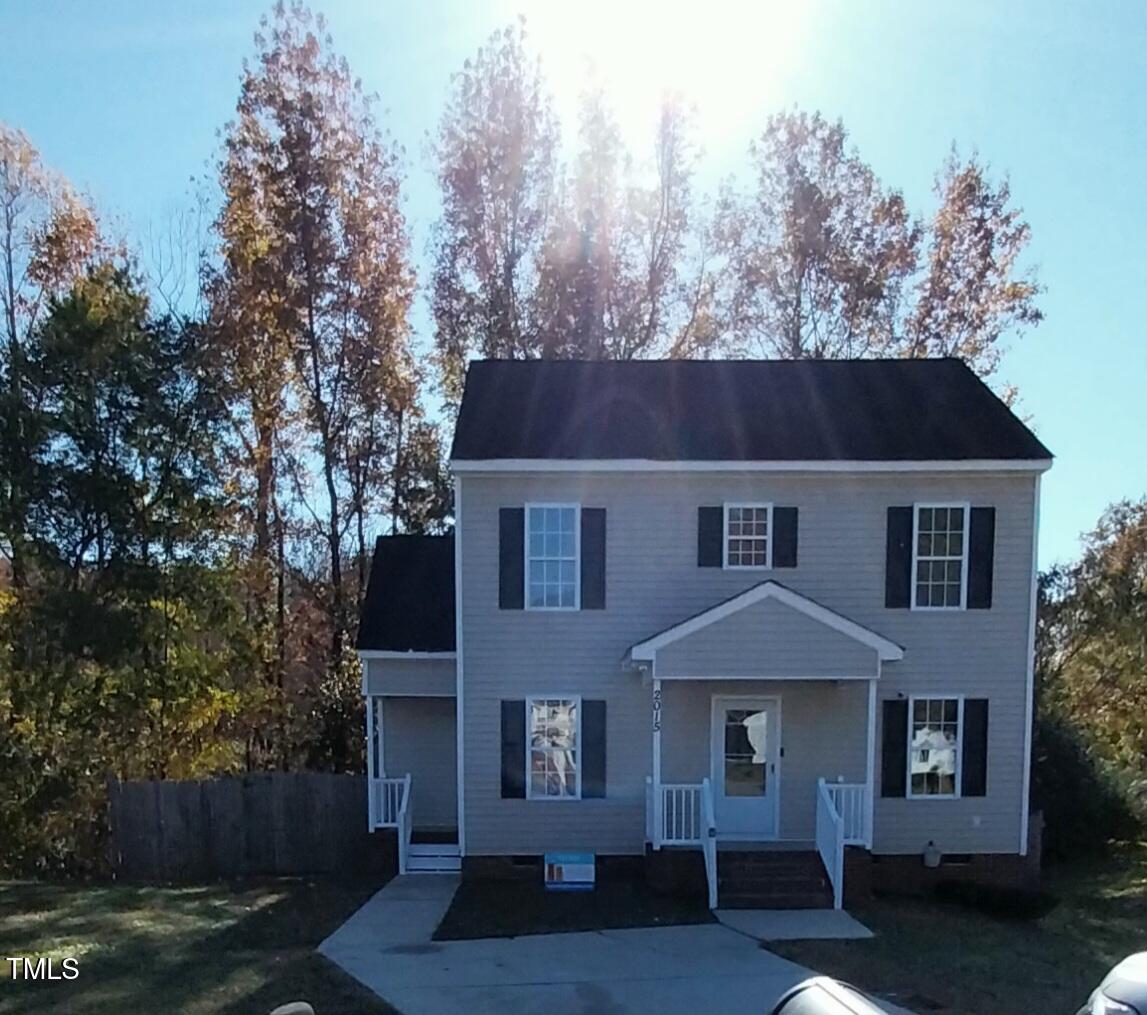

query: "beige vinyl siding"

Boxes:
[459, 471, 1037, 857]
[656, 597, 880, 678]
[660, 679, 869, 841]
[365, 657, 455, 697]
[383, 696, 457, 828]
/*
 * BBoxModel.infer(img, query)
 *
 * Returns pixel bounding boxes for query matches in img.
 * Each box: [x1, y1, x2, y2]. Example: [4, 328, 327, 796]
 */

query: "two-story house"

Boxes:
[356, 358, 1052, 909]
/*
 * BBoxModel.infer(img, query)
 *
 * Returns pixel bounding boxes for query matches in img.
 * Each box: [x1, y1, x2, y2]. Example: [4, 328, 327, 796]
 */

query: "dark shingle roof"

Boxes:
[355, 535, 455, 652]
[450, 358, 1052, 463]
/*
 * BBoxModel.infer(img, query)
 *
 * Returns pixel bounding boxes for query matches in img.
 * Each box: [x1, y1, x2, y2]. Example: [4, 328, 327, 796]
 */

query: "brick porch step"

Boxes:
[717, 849, 833, 909]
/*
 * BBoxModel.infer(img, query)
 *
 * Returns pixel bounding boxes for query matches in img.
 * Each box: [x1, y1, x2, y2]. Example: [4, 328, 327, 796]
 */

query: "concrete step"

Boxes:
[405, 842, 461, 873]
[405, 855, 462, 873]
[408, 842, 461, 856]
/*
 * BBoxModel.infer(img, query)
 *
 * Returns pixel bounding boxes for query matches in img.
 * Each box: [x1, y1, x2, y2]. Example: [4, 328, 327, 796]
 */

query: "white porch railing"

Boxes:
[369, 775, 408, 828]
[816, 778, 844, 909]
[659, 783, 704, 844]
[646, 778, 718, 909]
[700, 777, 717, 910]
[825, 781, 869, 846]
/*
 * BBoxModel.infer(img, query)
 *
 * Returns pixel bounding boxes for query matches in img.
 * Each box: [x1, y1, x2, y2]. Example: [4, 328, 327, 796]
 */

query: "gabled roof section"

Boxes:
[627, 581, 904, 664]
[450, 358, 1052, 465]
[355, 534, 455, 652]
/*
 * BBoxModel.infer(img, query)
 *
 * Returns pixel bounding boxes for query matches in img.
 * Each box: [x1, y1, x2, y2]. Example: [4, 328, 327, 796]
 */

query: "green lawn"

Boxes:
[770, 843, 1147, 1015]
[0, 878, 393, 1015]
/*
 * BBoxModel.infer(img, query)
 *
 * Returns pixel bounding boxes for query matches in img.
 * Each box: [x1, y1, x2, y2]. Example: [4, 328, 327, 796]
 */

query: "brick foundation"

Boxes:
[867, 849, 1040, 894]
[462, 853, 645, 883]
[644, 846, 708, 900]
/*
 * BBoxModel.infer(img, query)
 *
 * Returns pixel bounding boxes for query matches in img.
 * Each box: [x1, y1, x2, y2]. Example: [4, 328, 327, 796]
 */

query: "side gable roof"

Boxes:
[450, 358, 1052, 464]
[627, 581, 904, 665]
[355, 534, 455, 652]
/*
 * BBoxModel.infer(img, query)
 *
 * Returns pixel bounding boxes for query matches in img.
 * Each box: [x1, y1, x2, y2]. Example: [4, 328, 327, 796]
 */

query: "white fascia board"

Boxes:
[450, 458, 1053, 475]
[628, 580, 904, 663]
[356, 650, 456, 660]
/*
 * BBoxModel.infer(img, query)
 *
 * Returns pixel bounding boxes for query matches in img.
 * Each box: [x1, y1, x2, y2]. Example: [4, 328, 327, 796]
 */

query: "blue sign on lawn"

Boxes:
[544, 852, 595, 891]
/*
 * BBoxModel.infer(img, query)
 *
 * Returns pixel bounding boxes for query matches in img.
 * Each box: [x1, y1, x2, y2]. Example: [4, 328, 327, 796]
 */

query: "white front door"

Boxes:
[711, 696, 780, 839]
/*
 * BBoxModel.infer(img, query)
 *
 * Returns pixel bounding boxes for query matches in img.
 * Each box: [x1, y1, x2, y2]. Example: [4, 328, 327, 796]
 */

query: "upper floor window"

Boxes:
[913, 504, 968, 609]
[908, 696, 962, 798]
[527, 696, 580, 798]
[526, 504, 579, 609]
[724, 503, 772, 569]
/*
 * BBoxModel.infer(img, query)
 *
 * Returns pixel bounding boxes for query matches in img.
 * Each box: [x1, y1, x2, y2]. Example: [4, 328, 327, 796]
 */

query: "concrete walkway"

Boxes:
[319, 876, 878, 1015]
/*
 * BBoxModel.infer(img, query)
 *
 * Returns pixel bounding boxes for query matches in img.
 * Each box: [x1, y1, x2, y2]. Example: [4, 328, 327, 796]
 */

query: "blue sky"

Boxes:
[2, 0, 1144, 566]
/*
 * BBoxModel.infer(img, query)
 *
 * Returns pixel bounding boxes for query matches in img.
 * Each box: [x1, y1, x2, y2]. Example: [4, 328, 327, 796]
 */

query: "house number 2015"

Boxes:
[652, 687, 662, 732]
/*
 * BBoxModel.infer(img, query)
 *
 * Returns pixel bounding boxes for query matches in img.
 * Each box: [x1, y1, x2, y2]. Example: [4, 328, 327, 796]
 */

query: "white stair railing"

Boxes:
[825, 782, 868, 846]
[816, 778, 845, 909]
[700, 778, 718, 910]
[645, 776, 655, 845]
[396, 773, 412, 875]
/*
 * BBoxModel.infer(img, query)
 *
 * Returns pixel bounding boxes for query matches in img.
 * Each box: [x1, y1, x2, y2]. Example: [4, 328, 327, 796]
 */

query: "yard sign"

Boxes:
[544, 852, 595, 891]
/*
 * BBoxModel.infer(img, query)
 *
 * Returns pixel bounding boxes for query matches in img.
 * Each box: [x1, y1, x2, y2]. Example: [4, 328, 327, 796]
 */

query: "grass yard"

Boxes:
[770, 843, 1147, 1015]
[434, 872, 715, 940]
[0, 877, 393, 1015]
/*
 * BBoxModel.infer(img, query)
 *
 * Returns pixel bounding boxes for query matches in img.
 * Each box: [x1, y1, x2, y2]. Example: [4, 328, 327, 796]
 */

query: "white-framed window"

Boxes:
[526, 503, 580, 610]
[907, 695, 963, 799]
[912, 503, 969, 610]
[526, 696, 580, 799]
[723, 503, 772, 569]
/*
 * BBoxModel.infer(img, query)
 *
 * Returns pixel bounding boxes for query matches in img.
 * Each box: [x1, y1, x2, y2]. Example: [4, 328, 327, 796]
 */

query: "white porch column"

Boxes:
[652, 677, 663, 850]
[374, 696, 386, 779]
[864, 678, 877, 849]
[365, 694, 376, 829]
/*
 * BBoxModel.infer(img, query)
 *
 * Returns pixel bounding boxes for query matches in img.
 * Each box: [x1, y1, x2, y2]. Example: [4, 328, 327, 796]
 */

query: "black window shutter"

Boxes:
[967, 508, 996, 610]
[580, 509, 606, 609]
[773, 507, 799, 568]
[499, 508, 524, 609]
[500, 700, 526, 798]
[885, 507, 914, 608]
[961, 699, 989, 797]
[698, 506, 724, 567]
[881, 699, 909, 797]
[582, 699, 607, 798]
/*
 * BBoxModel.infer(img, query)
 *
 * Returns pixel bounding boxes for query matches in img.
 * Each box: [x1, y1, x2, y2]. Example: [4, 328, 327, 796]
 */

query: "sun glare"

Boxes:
[505, 0, 810, 161]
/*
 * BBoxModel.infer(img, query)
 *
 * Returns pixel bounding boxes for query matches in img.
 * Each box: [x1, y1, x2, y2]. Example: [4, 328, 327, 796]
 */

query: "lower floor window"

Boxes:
[909, 696, 961, 797]
[528, 697, 580, 798]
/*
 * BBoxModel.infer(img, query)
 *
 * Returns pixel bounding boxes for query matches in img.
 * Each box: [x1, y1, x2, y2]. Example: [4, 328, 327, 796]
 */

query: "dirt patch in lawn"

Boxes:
[768, 843, 1147, 1015]
[433, 874, 715, 940]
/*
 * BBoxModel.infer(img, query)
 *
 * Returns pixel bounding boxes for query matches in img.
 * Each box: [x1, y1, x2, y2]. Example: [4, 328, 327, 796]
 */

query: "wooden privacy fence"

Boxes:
[107, 773, 393, 882]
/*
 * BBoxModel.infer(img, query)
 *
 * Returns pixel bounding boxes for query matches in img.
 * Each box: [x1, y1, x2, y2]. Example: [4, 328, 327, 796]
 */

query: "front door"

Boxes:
[711, 696, 779, 839]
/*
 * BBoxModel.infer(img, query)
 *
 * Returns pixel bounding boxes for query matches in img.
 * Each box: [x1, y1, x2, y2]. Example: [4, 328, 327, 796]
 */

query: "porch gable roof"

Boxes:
[626, 581, 904, 675]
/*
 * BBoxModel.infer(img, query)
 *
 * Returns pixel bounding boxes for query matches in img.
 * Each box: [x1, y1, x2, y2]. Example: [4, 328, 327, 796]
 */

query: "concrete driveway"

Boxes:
[320, 876, 823, 1015]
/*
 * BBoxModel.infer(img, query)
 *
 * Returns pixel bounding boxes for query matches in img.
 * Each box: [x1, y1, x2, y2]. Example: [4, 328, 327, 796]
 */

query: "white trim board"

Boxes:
[453, 474, 467, 857]
[450, 458, 1053, 475]
[1019, 474, 1041, 855]
[628, 580, 904, 664]
[357, 650, 456, 660]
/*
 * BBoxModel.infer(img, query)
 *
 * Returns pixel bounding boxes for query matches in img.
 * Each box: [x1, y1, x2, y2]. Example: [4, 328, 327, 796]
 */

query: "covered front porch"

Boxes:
[627, 581, 903, 909]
